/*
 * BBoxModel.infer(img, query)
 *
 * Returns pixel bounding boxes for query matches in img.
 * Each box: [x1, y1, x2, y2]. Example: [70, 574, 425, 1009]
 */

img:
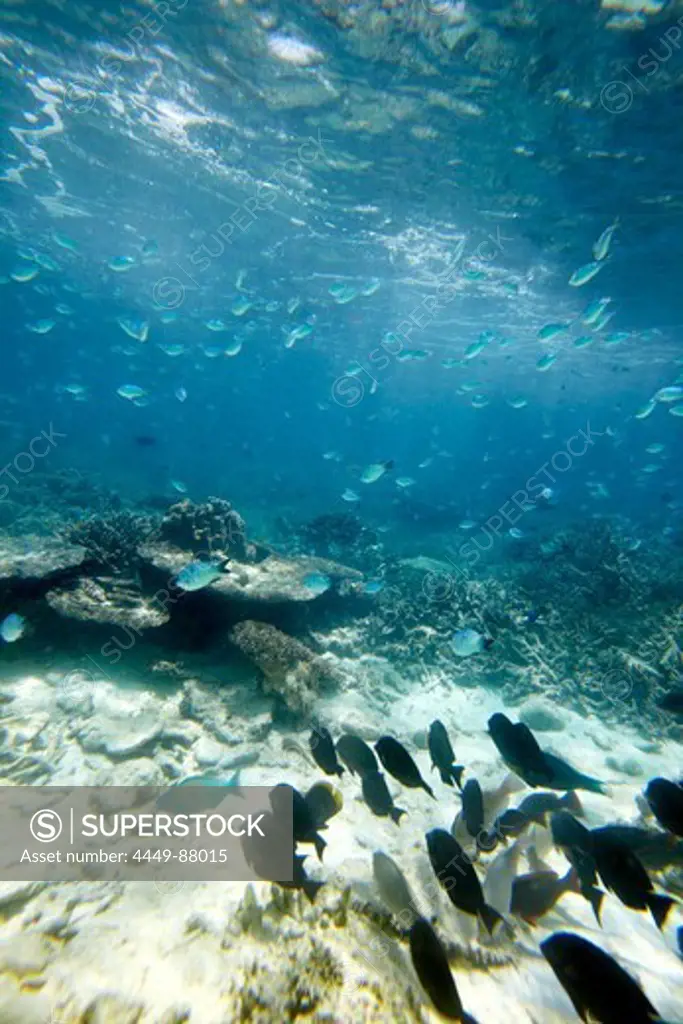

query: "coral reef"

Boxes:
[229, 620, 342, 715]
[298, 512, 378, 562]
[64, 510, 155, 573]
[156, 498, 249, 560]
[45, 576, 170, 630]
[0, 535, 86, 582]
[139, 543, 363, 605]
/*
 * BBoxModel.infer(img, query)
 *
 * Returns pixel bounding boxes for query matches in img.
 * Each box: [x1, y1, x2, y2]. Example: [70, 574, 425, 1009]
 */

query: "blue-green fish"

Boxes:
[330, 284, 357, 304]
[464, 340, 487, 360]
[361, 278, 381, 296]
[569, 261, 603, 287]
[0, 613, 26, 643]
[53, 232, 80, 252]
[574, 336, 594, 349]
[231, 296, 252, 316]
[302, 572, 332, 596]
[117, 317, 148, 342]
[592, 219, 618, 261]
[536, 353, 557, 372]
[361, 460, 394, 484]
[538, 323, 568, 342]
[582, 297, 611, 326]
[451, 628, 493, 658]
[592, 310, 615, 332]
[34, 253, 60, 271]
[364, 580, 385, 595]
[604, 331, 629, 346]
[116, 384, 147, 401]
[397, 349, 429, 362]
[27, 319, 56, 335]
[175, 559, 226, 592]
[10, 264, 39, 283]
[634, 399, 656, 420]
[108, 255, 136, 272]
[654, 385, 683, 403]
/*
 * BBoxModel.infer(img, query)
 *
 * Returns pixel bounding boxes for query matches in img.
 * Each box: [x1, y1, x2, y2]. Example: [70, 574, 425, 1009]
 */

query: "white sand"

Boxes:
[0, 665, 680, 1022]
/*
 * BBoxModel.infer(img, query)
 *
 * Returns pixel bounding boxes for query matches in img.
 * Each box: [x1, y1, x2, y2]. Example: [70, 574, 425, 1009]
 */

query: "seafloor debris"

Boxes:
[229, 620, 342, 714]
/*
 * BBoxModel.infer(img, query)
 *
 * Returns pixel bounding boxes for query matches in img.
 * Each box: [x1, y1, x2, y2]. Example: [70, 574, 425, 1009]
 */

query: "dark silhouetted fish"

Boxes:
[289, 849, 324, 902]
[589, 828, 675, 930]
[542, 752, 606, 795]
[242, 810, 322, 903]
[658, 689, 683, 715]
[409, 918, 478, 1023]
[510, 868, 580, 925]
[493, 807, 532, 842]
[375, 736, 435, 798]
[645, 777, 683, 838]
[550, 811, 604, 924]
[428, 719, 465, 789]
[487, 712, 553, 787]
[461, 778, 484, 843]
[309, 725, 344, 777]
[336, 733, 378, 777]
[541, 931, 661, 1024]
[517, 789, 583, 826]
[593, 823, 683, 873]
[426, 828, 503, 936]
[271, 783, 326, 861]
[133, 434, 157, 447]
[361, 771, 406, 825]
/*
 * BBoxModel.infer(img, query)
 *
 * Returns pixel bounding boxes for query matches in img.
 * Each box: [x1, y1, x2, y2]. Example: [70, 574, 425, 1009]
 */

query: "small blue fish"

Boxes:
[225, 339, 243, 357]
[116, 384, 146, 401]
[538, 323, 568, 343]
[451, 628, 493, 658]
[654, 386, 683, 403]
[175, 559, 225, 592]
[569, 261, 603, 287]
[117, 317, 149, 342]
[0, 613, 26, 643]
[108, 255, 136, 272]
[302, 572, 332, 596]
[27, 318, 57, 335]
[364, 580, 385, 595]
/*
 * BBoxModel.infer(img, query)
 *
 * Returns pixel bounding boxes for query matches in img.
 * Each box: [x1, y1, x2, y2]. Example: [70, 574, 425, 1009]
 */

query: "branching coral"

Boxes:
[64, 510, 155, 572]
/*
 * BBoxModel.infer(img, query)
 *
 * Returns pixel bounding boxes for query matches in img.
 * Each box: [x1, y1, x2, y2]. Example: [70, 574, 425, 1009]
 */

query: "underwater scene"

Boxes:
[2, 0, 683, 1020]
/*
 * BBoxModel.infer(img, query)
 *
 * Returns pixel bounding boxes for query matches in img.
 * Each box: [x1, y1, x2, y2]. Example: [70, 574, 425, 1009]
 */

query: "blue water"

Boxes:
[0, 0, 681, 558]
[1, 6, 683, 1020]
